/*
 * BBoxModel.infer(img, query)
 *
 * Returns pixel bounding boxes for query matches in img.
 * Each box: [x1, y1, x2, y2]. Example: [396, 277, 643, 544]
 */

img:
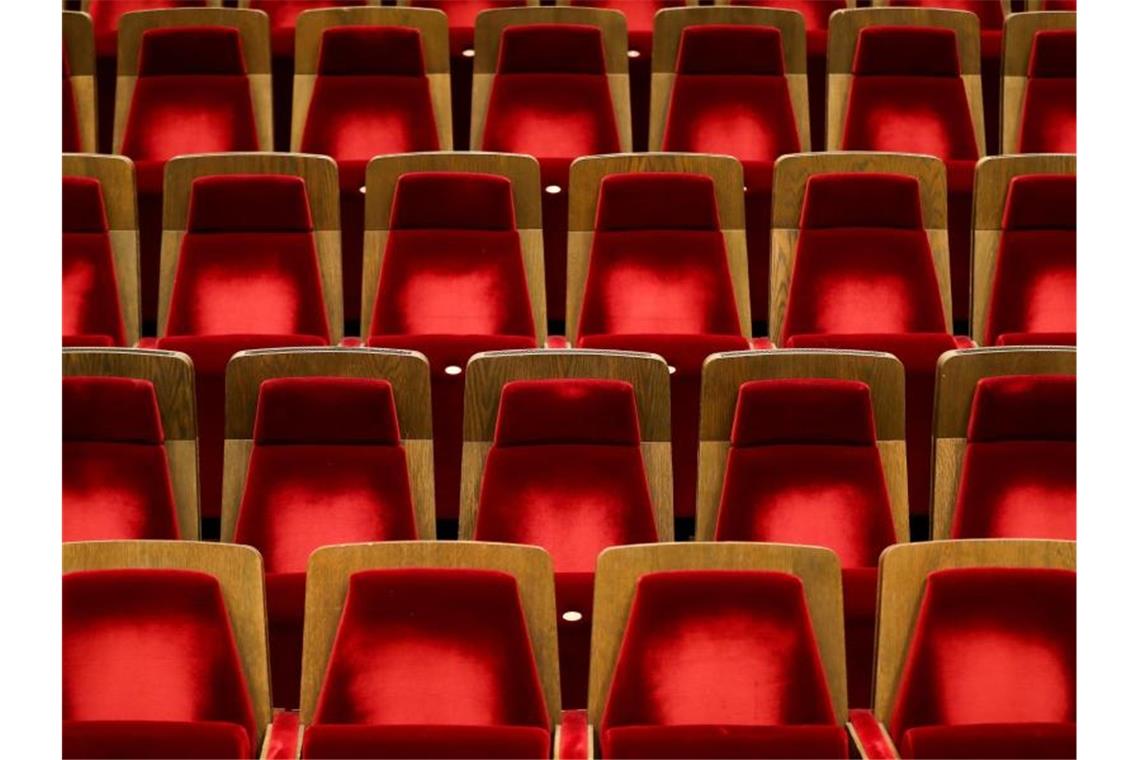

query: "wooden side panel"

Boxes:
[63, 10, 98, 152]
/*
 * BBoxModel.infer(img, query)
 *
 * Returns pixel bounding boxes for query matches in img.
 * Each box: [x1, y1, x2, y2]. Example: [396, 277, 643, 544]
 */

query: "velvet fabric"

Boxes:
[63, 376, 179, 542]
[475, 379, 658, 707]
[304, 568, 550, 758]
[63, 176, 127, 347]
[366, 172, 537, 519]
[63, 569, 258, 758]
[952, 375, 1076, 540]
[604, 725, 848, 759]
[985, 174, 1076, 345]
[661, 25, 801, 320]
[601, 570, 844, 758]
[235, 377, 418, 707]
[1019, 30, 1076, 153]
[889, 567, 1076, 757]
[63, 50, 80, 152]
[715, 379, 896, 707]
[482, 23, 621, 321]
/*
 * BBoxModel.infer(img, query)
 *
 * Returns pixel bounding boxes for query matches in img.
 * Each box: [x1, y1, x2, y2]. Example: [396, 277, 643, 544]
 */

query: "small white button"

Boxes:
[358, 185, 367, 194]
[444, 365, 463, 376]
[668, 365, 676, 375]
[562, 611, 583, 623]
[462, 48, 475, 58]
[627, 49, 641, 59]
[545, 184, 562, 195]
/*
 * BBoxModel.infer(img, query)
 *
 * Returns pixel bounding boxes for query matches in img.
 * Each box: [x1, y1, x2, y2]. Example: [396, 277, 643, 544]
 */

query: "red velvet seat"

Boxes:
[299, 23, 442, 326]
[302, 568, 551, 759]
[731, 1, 846, 151]
[985, 174, 1076, 345]
[475, 379, 658, 707]
[63, 568, 259, 759]
[600, 570, 848, 759]
[63, 376, 179, 542]
[715, 379, 897, 707]
[577, 172, 750, 520]
[1018, 28, 1076, 153]
[233, 377, 418, 709]
[63, 176, 126, 348]
[661, 24, 801, 327]
[781, 172, 956, 518]
[157, 174, 332, 522]
[888, 567, 1076, 758]
[952, 375, 1075, 539]
[480, 22, 624, 323]
[366, 172, 537, 522]
[121, 24, 261, 325]
[839, 25, 980, 323]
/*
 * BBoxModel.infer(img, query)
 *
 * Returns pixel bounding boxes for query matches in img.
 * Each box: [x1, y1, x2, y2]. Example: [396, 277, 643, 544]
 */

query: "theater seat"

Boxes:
[833, 11, 983, 323]
[63, 568, 259, 759]
[157, 171, 334, 523]
[63, 376, 179, 541]
[658, 13, 805, 328]
[233, 377, 419, 708]
[1018, 28, 1076, 153]
[475, 379, 658, 707]
[301, 567, 551, 759]
[63, 11, 95, 153]
[476, 8, 628, 323]
[984, 173, 1076, 345]
[366, 168, 539, 522]
[296, 8, 450, 327]
[63, 177, 126, 348]
[574, 165, 751, 521]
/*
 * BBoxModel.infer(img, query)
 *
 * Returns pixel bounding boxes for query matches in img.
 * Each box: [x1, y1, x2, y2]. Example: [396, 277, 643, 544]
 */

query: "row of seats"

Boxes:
[64, 343, 1076, 712]
[63, 538, 1077, 759]
[62, 4, 1077, 325]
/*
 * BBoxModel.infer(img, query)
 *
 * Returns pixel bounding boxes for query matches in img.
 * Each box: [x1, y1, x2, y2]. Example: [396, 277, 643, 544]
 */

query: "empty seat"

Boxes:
[572, 158, 752, 522]
[156, 157, 340, 524]
[655, 8, 807, 328]
[475, 7, 630, 323]
[831, 9, 984, 323]
[593, 544, 850, 759]
[63, 177, 127, 348]
[773, 158, 961, 520]
[63, 541, 273, 759]
[295, 7, 451, 327]
[64, 11, 96, 152]
[298, 543, 559, 759]
[1013, 20, 1076, 152]
[365, 156, 542, 522]
[114, 8, 271, 327]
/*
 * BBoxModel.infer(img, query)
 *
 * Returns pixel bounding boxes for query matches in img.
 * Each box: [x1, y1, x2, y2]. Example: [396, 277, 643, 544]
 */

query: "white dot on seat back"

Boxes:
[462, 48, 475, 58]
[562, 611, 583, 623]
[445, 365, 463, 376]
[545, 184, 562, 195]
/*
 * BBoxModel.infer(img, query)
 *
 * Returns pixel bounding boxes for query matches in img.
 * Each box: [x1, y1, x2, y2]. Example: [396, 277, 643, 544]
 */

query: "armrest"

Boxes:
[553, 709, 593, 759]
[338, 337, 364, 348]
[545, 335, 570, 349]
[259, 711, 302, 760]
[751, 336, 774, 350]
[847, 709, 899, 759]
[953, 335, 976, 349]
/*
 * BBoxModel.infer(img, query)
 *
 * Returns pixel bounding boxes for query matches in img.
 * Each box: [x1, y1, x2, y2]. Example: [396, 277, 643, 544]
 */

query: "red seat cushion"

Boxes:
[603, 724, 849, 759]
[301, 724, 550, 759]
[1018, 29, 1076, 153]
[63, 176, 127, 347]
[899, 722, 1076, 759]
[63, 720, 253, 760]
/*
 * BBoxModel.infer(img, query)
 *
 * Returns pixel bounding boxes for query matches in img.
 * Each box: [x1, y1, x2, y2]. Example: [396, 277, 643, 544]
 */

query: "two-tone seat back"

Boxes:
[1003, 11, 1076, 153]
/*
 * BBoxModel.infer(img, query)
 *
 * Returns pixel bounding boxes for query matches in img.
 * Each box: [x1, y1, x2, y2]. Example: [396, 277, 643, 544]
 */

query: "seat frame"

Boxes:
[64, 10, 98, 153]
[1000, 11, 1076, 154]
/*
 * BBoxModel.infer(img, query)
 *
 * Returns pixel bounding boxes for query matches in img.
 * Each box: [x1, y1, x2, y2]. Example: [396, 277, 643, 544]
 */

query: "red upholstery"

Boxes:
[985, 174, 1076, 345]
[63, 176, 127, 347]
[481, 23, 622, 320]
[63, 376, 179, 542]
[367, 172, 537, 520]
[158, 174, 330, 519]
[475, 379, 658, 707]
[63, 49, 81, 152]
[662, 24, 801, 321]
[600, 570, 846, 759]
[234, 377, 418, 708]
[577, 172, 748, 518]
[715, 379, 896, 707]
[303, 568, 550, 759]
[952, 375, 1076, 539]
[63, 568, 258, 759]
[889, 567, 1076, 758]
[1019, 29, 1076, 153]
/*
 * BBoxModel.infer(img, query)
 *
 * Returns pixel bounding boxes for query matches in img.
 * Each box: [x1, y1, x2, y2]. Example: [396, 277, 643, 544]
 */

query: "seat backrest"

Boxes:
[564, 1, 687, 38]
[472, 6, 631, 150]
[234, 377, 418, 575]
[652, 8, 809, 156]
[293, 7, 452, 153]
[781, 171, 947, 342]
[114, 8, 271, 155]
[1000, 10, 1075, 153]
[575, 168, 744, 340]
[63, 177, 126, 348]
[64, 11, 97, 152]
[827, 8, 984, 154]
[883, 0, 1007, 30]
[63, 567, 258, 746]
[242, 0, 369, 56]
[729, 1, 849, 33]
[888, 565, 1075, 739]
[84, 0, 214, 56]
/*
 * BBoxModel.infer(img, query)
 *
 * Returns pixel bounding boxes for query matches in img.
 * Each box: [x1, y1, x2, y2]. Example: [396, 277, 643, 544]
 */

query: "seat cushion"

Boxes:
[602, 724, 848, 759]
[301, 724, 550, 759]
[899, 722, 1076, 759]
[63, 720, 252, 760]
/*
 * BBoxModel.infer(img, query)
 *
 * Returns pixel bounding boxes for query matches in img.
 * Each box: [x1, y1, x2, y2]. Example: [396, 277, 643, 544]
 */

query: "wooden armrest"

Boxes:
[554, 709, 593, 759]
[259, 711, 302, 760]
[847, 709, 899, 759]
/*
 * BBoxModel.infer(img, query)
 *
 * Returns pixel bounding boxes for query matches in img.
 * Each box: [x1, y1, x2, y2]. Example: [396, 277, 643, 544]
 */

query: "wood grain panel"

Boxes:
[63, 10, 97, 152]
[589, 543, 847, 726]
[63, 540, 271, 738]
[873, 539, 1075, 721]
[300, 541, 561, 726]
